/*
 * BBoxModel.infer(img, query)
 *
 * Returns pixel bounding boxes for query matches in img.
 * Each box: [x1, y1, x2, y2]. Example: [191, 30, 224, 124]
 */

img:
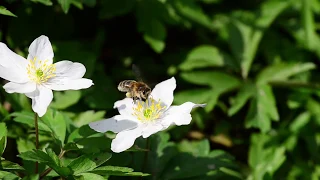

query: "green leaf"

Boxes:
[174, 89, 212, 105]
[228, 0, 290, 78]
[172, 0, 213, 29]
[179, 45, 237, 70]
[99, 0, 135, 19]
[0, 6, 17, 17]
[73, 110, 106, 127]
[30, 0, 53, 6]
[0, 159, 25, 171]
[21, 174, 39, 180]
[17, 139, 35, 154]
[142, 20, 167, 53]
[0, 123, 7, 156]
[41, 109, 67, 146]
[178, 140, 210, 157]
[74, 173, 106, 180]
[51, 91, 81, 110]
[67, 125, 99, 143]
[180, 71, 241, 89]
[228, 82, 256, 116]
[289, 112, 311, 133]
[248, 134, 286, 180]
[90, 166, 149, 177]
[68, 152, 112, 175]
[136, 1, 167, 53]
[11, 112, 51, 132]
[256, 63, 315, 85]
[57, 0, 72, 13]
[245, 85, 279, 132]
[0, 171, 20, 180]
[19, 149, 72, 177]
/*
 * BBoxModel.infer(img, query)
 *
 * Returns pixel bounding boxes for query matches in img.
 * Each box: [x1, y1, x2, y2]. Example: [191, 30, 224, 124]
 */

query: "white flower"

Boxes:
[89, 77, 205, 153]
[0, 35, 93, 117]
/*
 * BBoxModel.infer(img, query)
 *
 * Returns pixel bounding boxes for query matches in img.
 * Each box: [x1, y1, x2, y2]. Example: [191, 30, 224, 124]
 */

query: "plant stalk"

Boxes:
[34, 113, 39, 174]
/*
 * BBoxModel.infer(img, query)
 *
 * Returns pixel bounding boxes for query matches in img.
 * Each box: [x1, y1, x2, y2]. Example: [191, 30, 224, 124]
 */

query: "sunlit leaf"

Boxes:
[68, 152, 112, 175]
[256, 62, 315, 85]
[245, 85, 279, 132]
[179, 45, 237, 70]
[0, 123, 7, 157]
[0, 6, 17, 17]
[41, 109, 67, 146]
[30, 0, 53, 6]
[51, 91, 81, 110]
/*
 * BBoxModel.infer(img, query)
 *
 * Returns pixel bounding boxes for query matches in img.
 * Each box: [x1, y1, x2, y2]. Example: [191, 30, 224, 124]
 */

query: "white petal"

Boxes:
[30, 86, 53, 117]
[141, 123, 164, 138]
[150, 77, 176, 108]
[111, 126, 142, 153]
[27, 35, 53, 64]
[113, 98, 137, 121]
[89, 115, 138, 133]
[45, 78, 93, 91]
[163, 102, 206, 126]
[3, 81, 36, 94]
[0, 43, 28, 83]
[54, 60, 86, 79]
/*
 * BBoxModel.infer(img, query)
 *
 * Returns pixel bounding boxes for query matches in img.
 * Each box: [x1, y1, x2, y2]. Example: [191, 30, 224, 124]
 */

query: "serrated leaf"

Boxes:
[0, 123, 7, 156]
[0, 171, 20, 180]
[256, 63, 315, 85]
[73, 110, 106, 127]
[228, 82, 256, 116]
[74, 173, 105, 180]
[179, 45, 236, 70]
[30, 0, 53, 6]
[68, 152, 112, 175]
[90, 166, 149, 177]
[0, 6, 17, 17]
[11, 112, 51, 132]
[19, 149, 72, 176]
[245, 85, 279, 132]
[41, 109, 67, 146]
[0, 159, 25, 171]
[51, 91, 81, 109]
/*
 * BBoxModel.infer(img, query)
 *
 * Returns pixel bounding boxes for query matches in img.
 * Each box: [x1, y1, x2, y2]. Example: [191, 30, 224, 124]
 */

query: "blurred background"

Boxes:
[1, 0, 320, 179]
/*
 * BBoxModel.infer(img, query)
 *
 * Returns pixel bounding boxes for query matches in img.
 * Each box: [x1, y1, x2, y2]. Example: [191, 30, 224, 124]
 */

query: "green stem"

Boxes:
[34, 113, 39, 174]
[141, 138, 150, 174]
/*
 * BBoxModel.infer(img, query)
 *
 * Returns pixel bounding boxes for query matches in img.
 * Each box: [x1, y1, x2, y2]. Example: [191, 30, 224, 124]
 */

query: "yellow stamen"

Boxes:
[27, 58, 56, 84]
[132, 98, 166, 122]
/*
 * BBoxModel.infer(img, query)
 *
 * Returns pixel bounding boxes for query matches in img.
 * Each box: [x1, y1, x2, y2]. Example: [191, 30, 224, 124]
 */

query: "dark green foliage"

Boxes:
[1, 0, 320, 179]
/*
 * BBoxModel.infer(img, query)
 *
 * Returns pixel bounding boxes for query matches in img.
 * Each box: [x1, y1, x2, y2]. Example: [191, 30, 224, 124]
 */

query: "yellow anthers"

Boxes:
[132, 98, 166, 122]
[27, 58, 56, 84]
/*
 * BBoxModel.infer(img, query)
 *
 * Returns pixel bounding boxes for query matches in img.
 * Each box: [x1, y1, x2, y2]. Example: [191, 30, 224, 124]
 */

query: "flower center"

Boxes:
[132, 98, 166, 122]
[27, 58, 56, 84]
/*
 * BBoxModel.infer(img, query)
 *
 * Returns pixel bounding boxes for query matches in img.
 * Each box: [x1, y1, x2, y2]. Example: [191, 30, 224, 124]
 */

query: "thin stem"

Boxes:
[40, 150, 66, 179]
[34, 113, 39, 174]
[141, 138, 150, 174]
